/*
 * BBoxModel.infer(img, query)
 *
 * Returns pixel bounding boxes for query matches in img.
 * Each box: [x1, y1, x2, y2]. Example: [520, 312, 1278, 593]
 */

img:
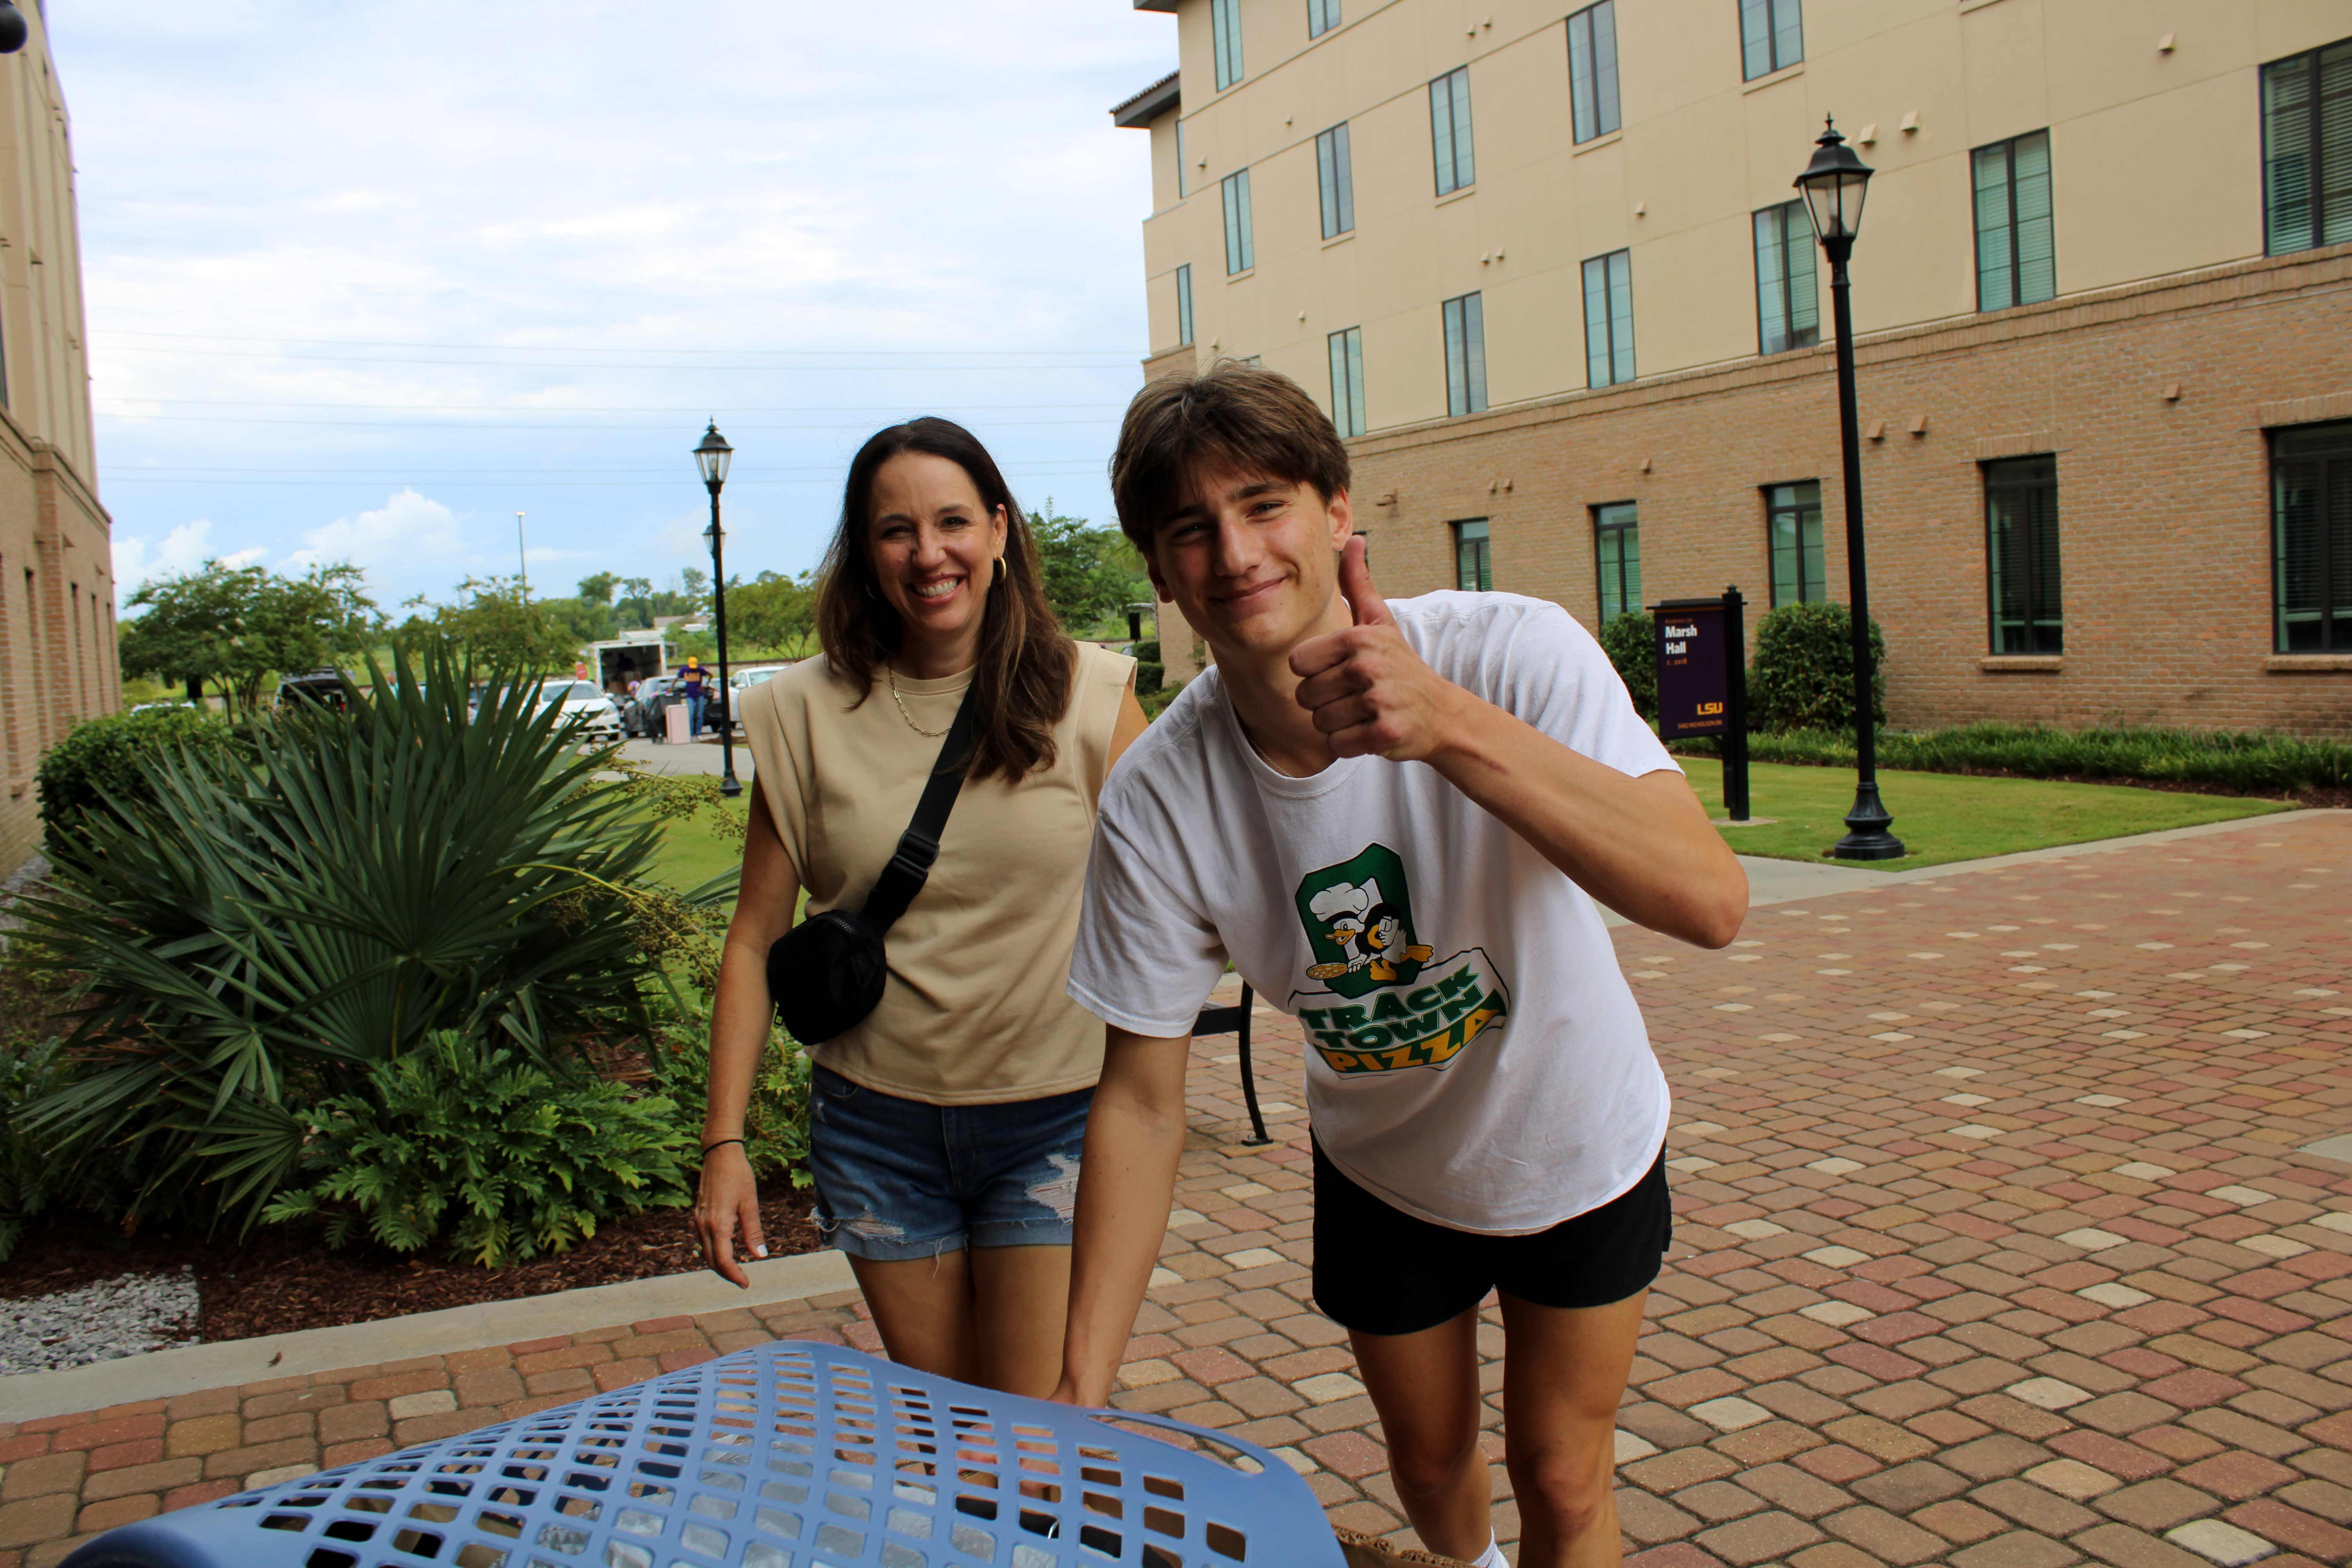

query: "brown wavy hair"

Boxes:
[815, 418, 1074, 783]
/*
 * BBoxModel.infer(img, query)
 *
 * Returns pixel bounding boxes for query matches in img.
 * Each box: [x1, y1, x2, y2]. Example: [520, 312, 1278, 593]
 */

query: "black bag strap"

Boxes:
[857, 682, 980, 932]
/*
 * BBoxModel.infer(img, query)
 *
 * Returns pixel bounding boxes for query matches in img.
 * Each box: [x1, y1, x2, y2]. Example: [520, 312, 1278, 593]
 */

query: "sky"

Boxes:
[58, 0, 1175, 614]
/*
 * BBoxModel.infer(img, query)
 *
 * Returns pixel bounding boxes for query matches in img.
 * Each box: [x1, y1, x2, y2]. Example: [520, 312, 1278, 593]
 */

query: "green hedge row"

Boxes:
[1600, 602, 1884, 733]
[1688, 722, 2352, 797]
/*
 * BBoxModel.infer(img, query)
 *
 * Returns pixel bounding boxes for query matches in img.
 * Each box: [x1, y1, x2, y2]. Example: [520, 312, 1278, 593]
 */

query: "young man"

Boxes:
[1054, 363, 1747, 1568]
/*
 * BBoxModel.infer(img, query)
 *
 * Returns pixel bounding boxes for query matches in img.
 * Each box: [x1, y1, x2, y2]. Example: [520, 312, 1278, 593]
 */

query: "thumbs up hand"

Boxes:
[1290, 536, 1463, 761]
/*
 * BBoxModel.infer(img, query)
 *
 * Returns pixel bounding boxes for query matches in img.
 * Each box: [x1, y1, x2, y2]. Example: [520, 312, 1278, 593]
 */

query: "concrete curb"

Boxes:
[0, 1249, 856, 1423]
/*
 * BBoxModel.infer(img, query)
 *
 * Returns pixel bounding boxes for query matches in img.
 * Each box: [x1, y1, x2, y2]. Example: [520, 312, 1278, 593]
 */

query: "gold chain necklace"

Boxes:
[886, 665, 952, 738]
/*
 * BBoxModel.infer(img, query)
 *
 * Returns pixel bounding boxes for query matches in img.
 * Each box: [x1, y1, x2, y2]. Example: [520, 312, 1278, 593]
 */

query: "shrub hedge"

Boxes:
[1750, 601, 1886, 733]
[1728, 722, 2352, 797]
[35, 706, 243, 858]
[1598, 612, 1656, 722]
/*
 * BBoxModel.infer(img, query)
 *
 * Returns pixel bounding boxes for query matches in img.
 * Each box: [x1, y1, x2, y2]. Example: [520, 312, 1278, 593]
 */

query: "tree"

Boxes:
[118, 561, 381, 713]
[728, 570, 818, 656]
[679, 566, 711, 611]
[394, 575, 581, 679]
[1029, 503, 1148, 634]
[577, 572, 619, 607]
[616, 577, 656, 628]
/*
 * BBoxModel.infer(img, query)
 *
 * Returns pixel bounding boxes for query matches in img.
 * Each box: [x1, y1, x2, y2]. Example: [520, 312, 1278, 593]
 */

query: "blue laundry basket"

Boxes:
[63, 1339, 1345, 1568]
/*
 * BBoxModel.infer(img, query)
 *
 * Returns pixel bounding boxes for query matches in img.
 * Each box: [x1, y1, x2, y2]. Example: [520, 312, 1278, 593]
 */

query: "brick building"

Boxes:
[0, 3, 114, 874]
[1111, 0, 2352, 733]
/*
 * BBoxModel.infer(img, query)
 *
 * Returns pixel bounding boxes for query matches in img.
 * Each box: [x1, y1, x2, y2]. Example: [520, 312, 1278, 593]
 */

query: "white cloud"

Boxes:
[112, 518, 267, 606]
[283, 488, 461, 579]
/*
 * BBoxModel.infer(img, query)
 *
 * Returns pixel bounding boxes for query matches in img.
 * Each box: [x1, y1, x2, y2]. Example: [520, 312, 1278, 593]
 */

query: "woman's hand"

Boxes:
[695, 1144, 768, 1288]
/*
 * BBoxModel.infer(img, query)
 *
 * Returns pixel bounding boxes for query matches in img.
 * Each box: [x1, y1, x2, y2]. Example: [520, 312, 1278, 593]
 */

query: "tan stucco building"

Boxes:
[0, 3, 114, 872]
[1114, 0, 2352, 732]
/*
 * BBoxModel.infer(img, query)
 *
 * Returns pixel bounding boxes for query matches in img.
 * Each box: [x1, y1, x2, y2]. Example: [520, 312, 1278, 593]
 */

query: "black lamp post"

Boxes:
[693, 420, 742, 799]
[1795, 117, 1903, 862]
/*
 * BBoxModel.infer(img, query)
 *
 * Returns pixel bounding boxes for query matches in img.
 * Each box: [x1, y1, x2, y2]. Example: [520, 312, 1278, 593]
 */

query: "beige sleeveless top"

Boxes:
[740, 642, 1135, 1104]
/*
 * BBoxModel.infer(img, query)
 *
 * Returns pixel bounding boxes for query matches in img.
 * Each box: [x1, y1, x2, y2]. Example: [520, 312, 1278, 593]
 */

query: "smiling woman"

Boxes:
[691, 417, 1147, 1402]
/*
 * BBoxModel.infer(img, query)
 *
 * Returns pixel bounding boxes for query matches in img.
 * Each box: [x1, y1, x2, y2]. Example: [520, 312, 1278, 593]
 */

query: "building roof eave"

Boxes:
[1109, 69, 1180, 128]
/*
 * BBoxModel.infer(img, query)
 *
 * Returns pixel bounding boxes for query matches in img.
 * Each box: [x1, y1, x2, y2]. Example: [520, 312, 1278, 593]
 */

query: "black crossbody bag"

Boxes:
[764, 685, 978, 1044]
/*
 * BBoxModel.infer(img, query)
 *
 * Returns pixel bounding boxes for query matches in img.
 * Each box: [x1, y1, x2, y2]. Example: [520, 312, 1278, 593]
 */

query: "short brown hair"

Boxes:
[1109, 360, 1351, 551]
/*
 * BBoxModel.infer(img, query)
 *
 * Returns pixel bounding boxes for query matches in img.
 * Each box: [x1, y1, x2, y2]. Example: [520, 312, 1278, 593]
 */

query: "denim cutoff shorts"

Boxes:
[807, 1065, 1094, 1261]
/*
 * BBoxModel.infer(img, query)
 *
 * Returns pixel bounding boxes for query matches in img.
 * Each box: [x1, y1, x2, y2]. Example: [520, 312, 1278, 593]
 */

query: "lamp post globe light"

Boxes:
[0, 4, 28, 54]
[1795, 117, 1903, 862]
[694, 420, 742, 799]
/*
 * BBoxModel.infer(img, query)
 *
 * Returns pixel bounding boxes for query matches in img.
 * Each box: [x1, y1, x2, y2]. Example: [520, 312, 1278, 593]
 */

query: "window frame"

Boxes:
[1766, 481, 1826, 607]
[2261, 36, 2352, 256]
[1442, 292, 1487, 417]
[1972, 129, 2057, 313]
[1175, 264, 1194, 348]
[1581, 249, 1635, 387]
[2270, 419, 2352, 653]
[1308, 0, 1341, 40]
[1567, 1, 1620, 145]
[1983, 455, 2062, 655]
[1593, 501, 1641, 623]
[1453, 519, 1493, 592]
[1328, 326, 1366, 438]
[1429, 67, 1476, 196]
[1739, 0, 1803, 81]
[1316, 123, 1356, 240]
[1752, 200, 1819, 356]
[1212, 0, 1245, 90]
[1221, 169, 1254, 275]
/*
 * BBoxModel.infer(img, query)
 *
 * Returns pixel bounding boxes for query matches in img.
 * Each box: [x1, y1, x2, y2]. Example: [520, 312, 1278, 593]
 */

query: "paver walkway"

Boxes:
[1, 814, 2347, 1568]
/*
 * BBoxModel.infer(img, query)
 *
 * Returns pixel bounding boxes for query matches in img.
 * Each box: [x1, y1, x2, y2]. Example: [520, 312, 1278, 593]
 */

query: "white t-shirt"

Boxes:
[1067, 592, 1679, 1235]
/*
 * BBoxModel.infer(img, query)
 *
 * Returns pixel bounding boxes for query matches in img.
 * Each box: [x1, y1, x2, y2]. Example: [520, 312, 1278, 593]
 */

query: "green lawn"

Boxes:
[645, 806, 745, 896]
[1679, 755, 2288, 870]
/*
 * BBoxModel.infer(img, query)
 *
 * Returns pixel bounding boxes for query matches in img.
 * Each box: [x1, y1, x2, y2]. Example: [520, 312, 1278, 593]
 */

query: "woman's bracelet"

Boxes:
[701, 1137, 747, 1156]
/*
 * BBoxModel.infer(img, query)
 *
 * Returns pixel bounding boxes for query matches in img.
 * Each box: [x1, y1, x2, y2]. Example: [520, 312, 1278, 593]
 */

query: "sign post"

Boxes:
[1652, 587, 1752, 823]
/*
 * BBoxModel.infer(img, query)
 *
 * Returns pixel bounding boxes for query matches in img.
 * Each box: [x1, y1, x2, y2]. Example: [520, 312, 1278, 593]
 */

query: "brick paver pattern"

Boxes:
[1, 817, 2347, 1568]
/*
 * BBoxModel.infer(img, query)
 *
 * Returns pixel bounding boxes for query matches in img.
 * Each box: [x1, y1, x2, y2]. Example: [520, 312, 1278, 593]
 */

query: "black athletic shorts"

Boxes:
[1310, 1138, 1670, 1338]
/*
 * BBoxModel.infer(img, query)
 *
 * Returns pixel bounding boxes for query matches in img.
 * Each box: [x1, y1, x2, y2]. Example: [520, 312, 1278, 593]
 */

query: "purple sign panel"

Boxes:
[1655, 601, 1729, 740]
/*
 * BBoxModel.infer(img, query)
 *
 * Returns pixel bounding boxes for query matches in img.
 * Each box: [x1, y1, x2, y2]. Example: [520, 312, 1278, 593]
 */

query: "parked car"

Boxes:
[276, 669, 354, 711]
[526, 677, 624, 745]
[730, 663, 791, 691]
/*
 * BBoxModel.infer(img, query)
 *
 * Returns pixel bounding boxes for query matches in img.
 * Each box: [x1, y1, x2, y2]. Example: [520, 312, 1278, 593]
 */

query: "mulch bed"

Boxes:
[1, 1189, 824, 1345]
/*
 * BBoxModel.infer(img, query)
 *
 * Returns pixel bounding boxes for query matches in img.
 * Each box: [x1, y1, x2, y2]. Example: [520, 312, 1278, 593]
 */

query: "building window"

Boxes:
[1316, 124, 1356, 239]
[1973, 130, 2056, 311]
[1454, 519, 1492, 591]
[1430, 67, 1475, 196]
[1212, 0, 1244, 90]
[1567, 2, 1620, 144]
[2262, 36, 2352, 256]
[2272, 420, 2352, 652]
[1308, 0, 1341, 40]
[1442, 292, 1487, 416]
[1767, 481, 1826, 606]
[1740, 0, 1802, 81]
[1753, 200, 1818, 354]
[1176, 264, 1194, 347]
[1985, 456, 2062, 655]
[1221, 169, 1254, 274]
[1594, 503, 1641, 623]
[1328, 326, 1366, 437]
[1581, 249, 1634, 387]
[1176, 120, 1187, 198]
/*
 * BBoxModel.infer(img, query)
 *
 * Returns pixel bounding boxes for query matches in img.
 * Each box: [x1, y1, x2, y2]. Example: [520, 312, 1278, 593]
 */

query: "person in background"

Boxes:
[695, 416, 1147, 1396]
[678, 657, 708, 737]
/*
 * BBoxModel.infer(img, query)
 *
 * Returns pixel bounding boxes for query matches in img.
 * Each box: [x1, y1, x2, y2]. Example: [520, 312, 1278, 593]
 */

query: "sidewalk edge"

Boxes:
[0, 1249, 856, 1423]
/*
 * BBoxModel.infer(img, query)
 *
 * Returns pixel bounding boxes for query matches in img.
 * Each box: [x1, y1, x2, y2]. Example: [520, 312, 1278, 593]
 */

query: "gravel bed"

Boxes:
[0, 1268, 199, 1375]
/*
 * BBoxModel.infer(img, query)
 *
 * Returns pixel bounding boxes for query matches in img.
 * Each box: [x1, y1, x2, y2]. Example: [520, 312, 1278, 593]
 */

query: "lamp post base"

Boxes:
[719, 772, 742, 799]
[1832, 779, 1906, 861]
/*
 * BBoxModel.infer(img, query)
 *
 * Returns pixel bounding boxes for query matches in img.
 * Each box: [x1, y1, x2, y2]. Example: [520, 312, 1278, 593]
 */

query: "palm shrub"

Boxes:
[1599, 612, 1657, 722]
[1750, 601, 1887, 733]
[263, 1031, 691, 1266]
[15, 643, 724, 1233]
